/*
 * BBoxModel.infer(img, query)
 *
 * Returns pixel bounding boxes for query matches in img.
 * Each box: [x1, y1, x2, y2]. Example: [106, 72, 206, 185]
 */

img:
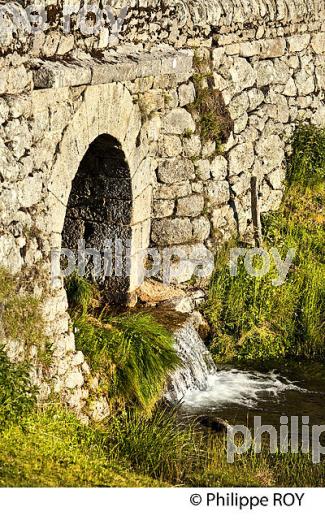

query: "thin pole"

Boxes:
[250, 176, 262, 247]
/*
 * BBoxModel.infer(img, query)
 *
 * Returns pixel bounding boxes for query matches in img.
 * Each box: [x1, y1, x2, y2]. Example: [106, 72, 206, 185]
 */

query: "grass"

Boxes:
[0, 407, 164, 487]
[65, 271, 96, 315]
[1, 401, 324, 487]
[288, 124, 325, 187]
[204, 124, 325, 363]
[105, 407, 201, 484]
[66, 273, 181, 413]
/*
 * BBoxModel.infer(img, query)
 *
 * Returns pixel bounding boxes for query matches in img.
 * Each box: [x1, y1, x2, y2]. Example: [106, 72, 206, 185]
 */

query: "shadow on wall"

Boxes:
[62, 134, 133, 304]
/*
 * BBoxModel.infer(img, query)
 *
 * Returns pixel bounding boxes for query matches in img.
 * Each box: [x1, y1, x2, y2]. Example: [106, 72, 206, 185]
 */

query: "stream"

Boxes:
[167, 322, 325, 433]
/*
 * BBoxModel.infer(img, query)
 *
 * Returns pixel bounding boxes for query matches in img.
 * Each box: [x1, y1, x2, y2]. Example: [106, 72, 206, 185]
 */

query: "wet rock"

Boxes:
[198, 415, 231, 434]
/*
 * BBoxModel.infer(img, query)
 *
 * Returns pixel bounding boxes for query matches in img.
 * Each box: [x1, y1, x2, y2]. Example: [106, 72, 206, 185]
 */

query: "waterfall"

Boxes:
[165, 321, 216, 402]
[166, 320, 304, 409]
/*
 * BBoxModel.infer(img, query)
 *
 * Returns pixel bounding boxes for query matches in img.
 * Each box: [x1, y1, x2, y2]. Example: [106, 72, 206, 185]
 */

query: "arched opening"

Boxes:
[62, 134, 133, 304]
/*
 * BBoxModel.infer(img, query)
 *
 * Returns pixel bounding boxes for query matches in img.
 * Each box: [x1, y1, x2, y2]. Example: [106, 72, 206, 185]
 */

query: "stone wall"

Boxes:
[0, 0, 324, 416]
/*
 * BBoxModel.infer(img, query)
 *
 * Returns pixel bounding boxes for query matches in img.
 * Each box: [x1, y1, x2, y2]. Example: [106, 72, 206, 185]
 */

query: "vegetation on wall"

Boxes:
[0, 267, 45, 348]
[204, 124, 325, 363]
[189, 53, 233, 148]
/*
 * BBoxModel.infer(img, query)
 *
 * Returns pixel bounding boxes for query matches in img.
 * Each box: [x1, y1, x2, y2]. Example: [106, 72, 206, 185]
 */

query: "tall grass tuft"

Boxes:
[105, 407, 201, 483]
[65, 271, 96, 316]
[65, 273, 181, 412]
[75, 312, 180, 412]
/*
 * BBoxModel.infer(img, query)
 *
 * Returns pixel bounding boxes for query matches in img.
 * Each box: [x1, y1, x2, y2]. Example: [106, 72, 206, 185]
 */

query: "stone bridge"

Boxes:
[0, 0, 324, 415]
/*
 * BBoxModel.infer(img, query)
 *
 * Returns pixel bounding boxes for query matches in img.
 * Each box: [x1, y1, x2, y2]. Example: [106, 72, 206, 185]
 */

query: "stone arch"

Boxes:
[62, 133, 133, 303]
[47, 83, 153, 298]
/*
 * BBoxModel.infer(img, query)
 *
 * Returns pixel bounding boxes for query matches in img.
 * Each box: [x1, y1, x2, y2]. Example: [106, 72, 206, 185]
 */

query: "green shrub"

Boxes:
[0, 346, 37, 430]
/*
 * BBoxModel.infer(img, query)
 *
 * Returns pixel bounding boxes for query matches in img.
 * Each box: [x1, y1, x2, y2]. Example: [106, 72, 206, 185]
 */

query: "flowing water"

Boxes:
[167, 322, 325, 431]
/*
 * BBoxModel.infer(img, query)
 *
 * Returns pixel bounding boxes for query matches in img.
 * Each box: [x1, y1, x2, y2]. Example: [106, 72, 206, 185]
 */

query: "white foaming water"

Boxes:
[181, 369, 303, 410]
[166, 321, 303, 409]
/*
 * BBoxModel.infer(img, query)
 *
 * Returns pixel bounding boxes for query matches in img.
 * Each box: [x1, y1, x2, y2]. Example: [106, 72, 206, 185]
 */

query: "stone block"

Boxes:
[210, 156, 228, 180]
[158, 135, 182, 157]
[183, 135, 201, 157]
[205, 180, 230, 207]
[230, 58, 257, 92]
[260, 38, 286, 58]
[153, 199, 175, 218]
[228, 142, 254, 175]
[311, 33, 325, 54]
[157, 158, 195, 184]
[151, 217, 193, 245]
[178, 82, 195, 107]
[161, 108, 196, 135]
[176, 194, 204, 217]
[192, 216, 211, 241]
[154, 181, 192, 200]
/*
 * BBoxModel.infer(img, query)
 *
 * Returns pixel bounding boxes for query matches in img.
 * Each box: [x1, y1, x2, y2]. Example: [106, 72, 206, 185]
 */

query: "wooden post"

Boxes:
[250, 176, 262, 247]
